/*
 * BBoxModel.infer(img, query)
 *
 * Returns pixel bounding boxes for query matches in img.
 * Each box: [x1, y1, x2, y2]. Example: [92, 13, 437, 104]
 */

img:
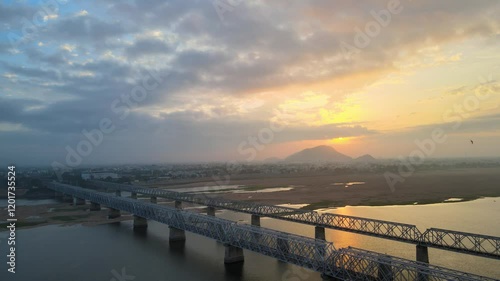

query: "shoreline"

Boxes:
[298, 195, 486, 210]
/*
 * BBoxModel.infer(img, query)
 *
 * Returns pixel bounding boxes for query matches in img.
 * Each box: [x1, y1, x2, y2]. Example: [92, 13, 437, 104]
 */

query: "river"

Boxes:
[1, 197, 499, 280]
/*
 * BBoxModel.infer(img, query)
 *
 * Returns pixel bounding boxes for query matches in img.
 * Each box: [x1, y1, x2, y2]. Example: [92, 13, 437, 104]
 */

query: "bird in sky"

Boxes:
[470, 140, 474, 144]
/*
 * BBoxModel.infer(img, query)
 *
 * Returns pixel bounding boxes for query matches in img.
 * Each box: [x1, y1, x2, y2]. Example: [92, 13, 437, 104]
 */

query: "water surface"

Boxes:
[0, 197, 499, 280]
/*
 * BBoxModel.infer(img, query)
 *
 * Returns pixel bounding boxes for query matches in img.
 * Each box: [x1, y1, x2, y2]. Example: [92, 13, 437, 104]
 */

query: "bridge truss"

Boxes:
[86, 180, 500, 260]
[48, 182, 497, 281]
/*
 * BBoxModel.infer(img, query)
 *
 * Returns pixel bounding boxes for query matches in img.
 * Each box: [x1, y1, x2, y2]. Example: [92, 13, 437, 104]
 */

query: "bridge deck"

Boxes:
[86, 180, 500, 260]
[48, 182, 497, 281]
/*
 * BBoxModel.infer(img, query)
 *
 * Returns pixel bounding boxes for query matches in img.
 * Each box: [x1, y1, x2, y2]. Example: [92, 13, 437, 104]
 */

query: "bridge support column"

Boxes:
[251, 214, 260, 226]
[377, 256, 393, 281]
[73, 197, 85, 206]
[416, 245, 429, 281]
[277, 238, 289, 255]
[175, 200, 182, 209]
[131, 192, 137, 199]
[207, 206, 215, 216]
[108, 208, 121, 219]
[224, 245, 244, 264]
[133, 215, 148, 230]
[115, 190, 121, 197]
[150, 196, 157, 204]
[416, 245, 429, 263]
[169, 227, 186, 242]
[315, 226, 326, 240]
[90, 202, 101, 211]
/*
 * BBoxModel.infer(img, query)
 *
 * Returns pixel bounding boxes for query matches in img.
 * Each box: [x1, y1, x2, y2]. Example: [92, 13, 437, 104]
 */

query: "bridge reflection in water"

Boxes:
[48, 182, 497, 281]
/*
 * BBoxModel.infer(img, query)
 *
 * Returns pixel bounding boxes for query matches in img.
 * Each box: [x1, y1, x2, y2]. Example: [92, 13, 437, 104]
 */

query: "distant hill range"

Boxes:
[284, 145, 376, 163]
[354, 154, 377, 162]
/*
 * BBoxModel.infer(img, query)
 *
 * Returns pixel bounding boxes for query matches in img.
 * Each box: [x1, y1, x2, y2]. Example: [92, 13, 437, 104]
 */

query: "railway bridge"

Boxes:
[84, 180, 500, 263]
[48, 182, 498, 281]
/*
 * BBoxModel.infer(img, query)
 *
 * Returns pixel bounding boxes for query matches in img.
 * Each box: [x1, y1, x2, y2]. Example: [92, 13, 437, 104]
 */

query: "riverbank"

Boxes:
[2, 167, 500, 230]
[149, 167, 500, 209]
[0, 202, 131, 231]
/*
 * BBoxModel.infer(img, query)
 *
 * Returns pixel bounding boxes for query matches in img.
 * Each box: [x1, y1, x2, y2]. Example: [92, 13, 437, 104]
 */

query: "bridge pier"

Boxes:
[90, 202, 101, 211]
[416, 245, 429, 263]
[130, 192, 137, 199]
[251, 214, 260, 226]
[224, 245, 244, 264]
[207, 206, 216, 216]
[416, 245, 429, 281]
[377, 256, 393, 281]
[175, 200, 182, 209]
[73, 197, 85, 206]
[108, 208, 121, 219]
[150, 196, 157, 204]
[169, 227, 186, 243]
[115, 190, 121, 197]
[133, 215, 148, 229]
[315, 226, 326, 240]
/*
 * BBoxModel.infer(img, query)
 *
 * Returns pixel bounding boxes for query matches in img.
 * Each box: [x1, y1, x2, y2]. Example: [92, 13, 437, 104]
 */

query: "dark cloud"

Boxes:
[0, 3, 37, 23]
[125, 38, 172, 58]
[44, 15, 133, 42]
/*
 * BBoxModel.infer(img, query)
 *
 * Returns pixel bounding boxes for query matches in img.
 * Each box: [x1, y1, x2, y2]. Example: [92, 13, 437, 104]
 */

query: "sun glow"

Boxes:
[329, 137, 353, 144]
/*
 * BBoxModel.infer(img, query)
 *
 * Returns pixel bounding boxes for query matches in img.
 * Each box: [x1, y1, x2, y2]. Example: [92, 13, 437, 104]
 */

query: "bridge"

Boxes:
[84, 180, 500, 263]
[48, 182, 497, 281]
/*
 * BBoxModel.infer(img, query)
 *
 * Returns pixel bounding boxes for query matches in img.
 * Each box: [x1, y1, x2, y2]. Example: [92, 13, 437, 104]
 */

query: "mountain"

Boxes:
[284, 145, 352, 163]
[354, 154, 377, 162]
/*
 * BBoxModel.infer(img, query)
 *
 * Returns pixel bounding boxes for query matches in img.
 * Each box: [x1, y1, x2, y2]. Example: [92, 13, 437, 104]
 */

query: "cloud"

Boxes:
[0, 0, 499, 165]
[44, 14, 133, 42]
[0, 3, 37, 23]
[125, 38, 172, 58]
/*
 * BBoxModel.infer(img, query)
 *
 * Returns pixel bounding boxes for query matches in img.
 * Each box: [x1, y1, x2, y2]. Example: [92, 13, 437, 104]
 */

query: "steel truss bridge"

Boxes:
[85, 180, 500, 260]
[48, 182, 497, 281]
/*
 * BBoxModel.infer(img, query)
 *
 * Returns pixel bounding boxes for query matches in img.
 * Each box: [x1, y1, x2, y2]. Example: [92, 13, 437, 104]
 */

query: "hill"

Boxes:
[285, 145, 352, 163]
[354, 154, 377, 162]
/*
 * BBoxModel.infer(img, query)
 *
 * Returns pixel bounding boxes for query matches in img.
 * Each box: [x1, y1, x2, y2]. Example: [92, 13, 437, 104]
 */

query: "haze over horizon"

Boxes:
[1, 1, 499, 166]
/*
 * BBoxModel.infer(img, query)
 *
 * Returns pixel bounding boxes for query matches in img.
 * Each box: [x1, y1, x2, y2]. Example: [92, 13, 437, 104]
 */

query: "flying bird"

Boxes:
[470, 140, 474, 144]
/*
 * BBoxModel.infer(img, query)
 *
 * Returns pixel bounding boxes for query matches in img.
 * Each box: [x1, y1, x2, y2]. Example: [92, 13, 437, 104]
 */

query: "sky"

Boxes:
[0, 0, 499, 167]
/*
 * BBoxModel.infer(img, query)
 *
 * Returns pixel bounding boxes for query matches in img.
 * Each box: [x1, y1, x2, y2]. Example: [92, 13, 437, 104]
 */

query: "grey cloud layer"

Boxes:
[0, 0, 499, 165]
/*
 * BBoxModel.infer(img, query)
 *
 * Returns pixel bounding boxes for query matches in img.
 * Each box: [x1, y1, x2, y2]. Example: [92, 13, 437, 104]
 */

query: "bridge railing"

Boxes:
[422, 228, 500, 258]
[48, 182, 498, 281]
[85, 180, 500, 259]
[319, 213, 421, 242]
[332, 247, 497, 281]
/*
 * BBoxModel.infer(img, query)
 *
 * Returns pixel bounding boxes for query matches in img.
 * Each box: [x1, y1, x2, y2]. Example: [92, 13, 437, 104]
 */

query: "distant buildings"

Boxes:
[81, 172, 120, 180]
